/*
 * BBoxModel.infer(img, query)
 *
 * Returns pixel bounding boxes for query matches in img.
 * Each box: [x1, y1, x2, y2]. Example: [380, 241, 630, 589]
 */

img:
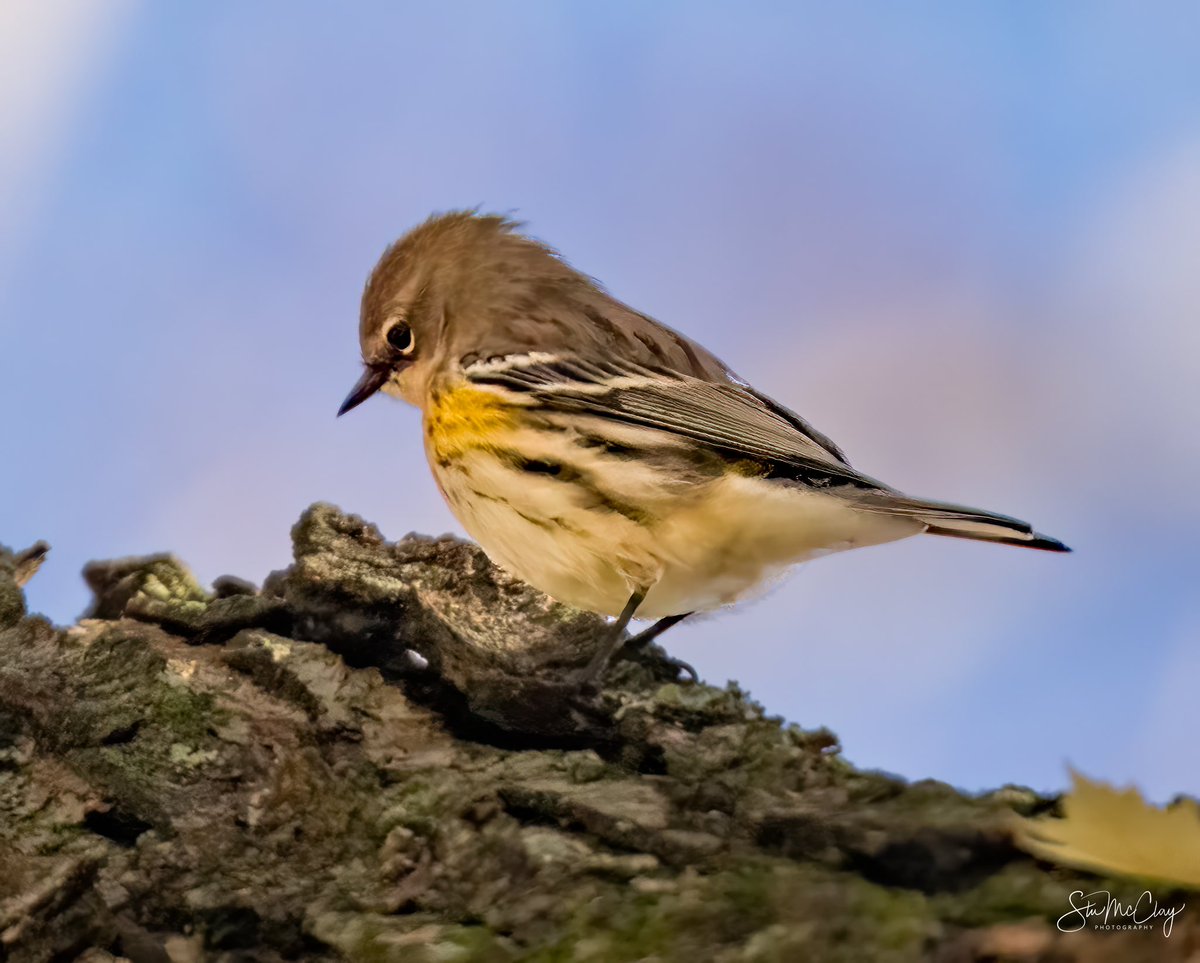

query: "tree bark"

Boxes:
[0, 505, 1191, 962]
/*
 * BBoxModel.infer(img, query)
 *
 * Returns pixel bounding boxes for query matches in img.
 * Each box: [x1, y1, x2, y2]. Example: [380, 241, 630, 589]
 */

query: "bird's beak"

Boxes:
[338, 364, 389, 417]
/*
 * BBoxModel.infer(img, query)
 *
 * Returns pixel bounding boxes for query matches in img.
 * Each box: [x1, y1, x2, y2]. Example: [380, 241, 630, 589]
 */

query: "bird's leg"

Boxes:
[578, 589, 645, 687]
[617, 612, 698, 682]
[623, 612, 691, 652]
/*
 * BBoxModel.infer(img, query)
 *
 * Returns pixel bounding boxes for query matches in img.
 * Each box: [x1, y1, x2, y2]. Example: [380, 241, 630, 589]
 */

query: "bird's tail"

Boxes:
[851, 491, 1071, 552]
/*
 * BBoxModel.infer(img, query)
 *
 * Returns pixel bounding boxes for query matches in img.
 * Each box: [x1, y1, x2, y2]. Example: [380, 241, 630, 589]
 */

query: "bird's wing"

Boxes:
[464, 354, 881, 489]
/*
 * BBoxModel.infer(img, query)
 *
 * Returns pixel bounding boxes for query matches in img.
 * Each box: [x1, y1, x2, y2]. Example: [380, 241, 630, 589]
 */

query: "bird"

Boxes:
[338, 211, 1068, 683]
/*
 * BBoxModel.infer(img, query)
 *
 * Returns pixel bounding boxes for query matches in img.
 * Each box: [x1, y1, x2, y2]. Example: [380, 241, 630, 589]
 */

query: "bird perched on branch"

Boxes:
[339, 212, 1068, 684]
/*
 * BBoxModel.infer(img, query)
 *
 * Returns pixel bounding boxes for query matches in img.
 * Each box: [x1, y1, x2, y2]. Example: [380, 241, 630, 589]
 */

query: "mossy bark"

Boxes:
[0, 507, 1191, 962]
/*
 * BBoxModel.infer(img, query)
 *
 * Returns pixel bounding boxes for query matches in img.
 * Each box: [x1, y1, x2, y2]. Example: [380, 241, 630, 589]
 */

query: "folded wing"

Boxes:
[465, 354, 876, 489]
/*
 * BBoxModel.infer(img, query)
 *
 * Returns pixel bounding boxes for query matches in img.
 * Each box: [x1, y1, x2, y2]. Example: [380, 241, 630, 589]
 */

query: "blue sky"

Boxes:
[2, 2, 1198, 799]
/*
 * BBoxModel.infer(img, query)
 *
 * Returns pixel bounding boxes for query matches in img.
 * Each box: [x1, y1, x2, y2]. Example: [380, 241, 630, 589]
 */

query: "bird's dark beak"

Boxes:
[338, 365, 389, 417]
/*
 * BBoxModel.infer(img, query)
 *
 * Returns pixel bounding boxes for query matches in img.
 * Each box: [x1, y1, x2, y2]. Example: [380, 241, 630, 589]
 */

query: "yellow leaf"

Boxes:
[1013, 769, 1200, 888]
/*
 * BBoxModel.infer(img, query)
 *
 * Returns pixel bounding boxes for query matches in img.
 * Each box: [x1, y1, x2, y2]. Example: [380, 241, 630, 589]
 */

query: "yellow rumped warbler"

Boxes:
[339, 211, 1068, 682]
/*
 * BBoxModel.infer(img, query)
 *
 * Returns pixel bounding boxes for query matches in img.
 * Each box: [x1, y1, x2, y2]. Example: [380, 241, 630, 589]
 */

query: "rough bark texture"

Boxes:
[0, 505, 1192, 962]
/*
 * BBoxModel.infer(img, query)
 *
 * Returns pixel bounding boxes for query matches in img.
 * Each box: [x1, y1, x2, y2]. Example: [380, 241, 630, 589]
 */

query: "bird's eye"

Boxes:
[386, 321, 414, 354]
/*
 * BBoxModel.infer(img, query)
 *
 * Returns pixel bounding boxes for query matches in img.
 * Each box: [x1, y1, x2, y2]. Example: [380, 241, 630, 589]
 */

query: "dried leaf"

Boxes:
[1014, 769, 1200, 888]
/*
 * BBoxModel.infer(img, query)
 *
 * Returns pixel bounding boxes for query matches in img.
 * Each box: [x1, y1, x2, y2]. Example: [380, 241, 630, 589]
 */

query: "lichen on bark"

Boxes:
[0, 511, 1192, 962]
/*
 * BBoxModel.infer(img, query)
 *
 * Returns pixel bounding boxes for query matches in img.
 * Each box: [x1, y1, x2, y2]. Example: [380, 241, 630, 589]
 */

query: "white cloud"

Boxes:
[1048, 137, 1200, 516]
[0, 1, 139, 290]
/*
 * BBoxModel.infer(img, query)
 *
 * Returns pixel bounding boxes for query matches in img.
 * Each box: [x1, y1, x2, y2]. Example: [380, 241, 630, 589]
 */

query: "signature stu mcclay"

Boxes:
[1058, 890, 1186, 937]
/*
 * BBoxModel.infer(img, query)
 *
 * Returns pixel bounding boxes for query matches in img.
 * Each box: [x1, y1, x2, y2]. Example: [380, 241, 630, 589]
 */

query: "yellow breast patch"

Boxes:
[425, 385, 519, 462]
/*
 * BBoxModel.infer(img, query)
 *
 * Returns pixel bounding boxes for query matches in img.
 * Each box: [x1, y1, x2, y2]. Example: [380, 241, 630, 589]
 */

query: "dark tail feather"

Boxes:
[923, 523, 1070, 552]
[852, 492, 1072, 553]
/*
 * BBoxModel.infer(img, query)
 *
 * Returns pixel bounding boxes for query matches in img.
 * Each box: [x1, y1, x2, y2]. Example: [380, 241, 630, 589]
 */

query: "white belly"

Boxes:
[432, 448, 922, 619]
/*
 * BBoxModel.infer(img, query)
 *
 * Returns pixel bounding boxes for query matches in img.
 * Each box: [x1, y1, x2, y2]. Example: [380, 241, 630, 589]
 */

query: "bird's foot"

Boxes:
[616, 644, 698, 684]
